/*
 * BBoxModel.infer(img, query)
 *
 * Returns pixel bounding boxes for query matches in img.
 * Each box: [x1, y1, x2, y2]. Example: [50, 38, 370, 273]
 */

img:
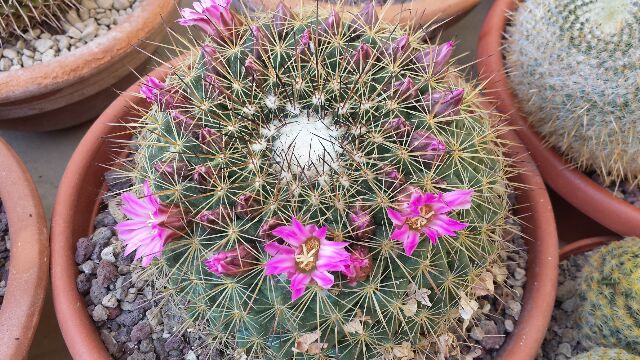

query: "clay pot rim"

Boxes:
[255, 0, 480, 26]
[0, 0, 177, 102]
[0, 138, 49, 359]
[52, 59, 557, 360]
[476, 0, 640, 236]
[559, 236, 622, 260]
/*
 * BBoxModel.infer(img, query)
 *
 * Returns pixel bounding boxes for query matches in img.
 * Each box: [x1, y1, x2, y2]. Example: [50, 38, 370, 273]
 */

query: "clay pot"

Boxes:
[51, 62, 558, 359]
[559, 236, 622, 261]
[476, 0, 640, 237]
[0, 138, 49, 359]
[0, 0, 176, 132]
[246, 0, 480, 28]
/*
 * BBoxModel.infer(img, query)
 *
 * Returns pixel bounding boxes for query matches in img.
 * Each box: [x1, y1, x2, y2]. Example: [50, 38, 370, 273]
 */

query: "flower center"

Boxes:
[295, 237, 321, 272]
[405, 205, 435, 230]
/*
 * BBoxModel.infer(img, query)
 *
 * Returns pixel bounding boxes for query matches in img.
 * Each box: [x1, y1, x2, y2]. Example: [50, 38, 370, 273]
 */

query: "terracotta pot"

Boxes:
[476, 0, 640, 237]
[559, 236, 622, 261]
[51, 62, 558, 359]
[0, 0, 177, 132]
[245, 0, 479, 28]
[0, 138, 49, 359]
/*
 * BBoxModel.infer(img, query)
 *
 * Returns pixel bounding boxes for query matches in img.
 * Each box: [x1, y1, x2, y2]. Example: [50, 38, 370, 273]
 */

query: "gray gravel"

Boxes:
[0, 202, 9, 307]
[538, 252, 593, 359]
[0, 0, 140, 71]
[453, 215, 527, 360]
[75, 171, 216, 360]
[591, 173, 640, 208]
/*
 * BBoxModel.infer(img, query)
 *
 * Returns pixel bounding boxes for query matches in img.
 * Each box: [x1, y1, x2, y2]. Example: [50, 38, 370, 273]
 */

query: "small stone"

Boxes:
[97, 0, 113, 9]
[95, 212, 117, 228]
[514, 267, 526, 280]
[116, 309, 144, 327]
[479, 320, 505, 350]
[57, 36, 71, 50]
[42, 49, 56, 63]
[128, 351, 156, 360]
[504, 319, 514, 332]
[81, 0, 98, 9]
[92, 304, 109, 321]
[81, 24, 98, 42]
[0, 58, 11, 71]
[67, 27, 83, 39]
[15, 39, 26, 50]
[185, 351, 197, 360]
[2, 49, 17, 59]
[96, 260, 118, 286]
[113, 0, 130, 10]
[556, 280, 576, 302]
[561, 298, 576, 312]
[100, 330, 122, 356]
[470, 326, 484, 341]
[75, 237, 94, 264]
[66, 10, 84, 28]
[130, 321, 152, 342]
[33, 38, 55, 53]
[558, 342, 571, 358]
[76, 273, 92, 294]
[79, 260, 96, 274]
[506, 300, 522, 320]
[102, 293, 118, 308]
[101, 245, 116, 262]
[140, 339, 153, 353]
[79, 7, 91, 21]
[90, 279, 108, 305]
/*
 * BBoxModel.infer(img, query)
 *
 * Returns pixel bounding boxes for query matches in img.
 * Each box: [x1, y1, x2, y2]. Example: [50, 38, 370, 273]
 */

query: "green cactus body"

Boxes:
[576, 237, 640, 355]
[574, 348, 640, 360]
[1, 0, 75, 37]
[126, 4, 513, 358]
[504, 0, 640, 185]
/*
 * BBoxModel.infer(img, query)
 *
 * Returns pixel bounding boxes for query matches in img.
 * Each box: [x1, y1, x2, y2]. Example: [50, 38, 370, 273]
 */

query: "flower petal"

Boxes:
[386, 208, 406, 226]
[403, 230, 421, 256]
[311, 270, 334, 289]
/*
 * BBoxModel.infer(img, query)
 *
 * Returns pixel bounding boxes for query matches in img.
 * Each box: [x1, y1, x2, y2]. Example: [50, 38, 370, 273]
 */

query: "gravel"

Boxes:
[0, 202, 9, 307]
[590, 173, 640, 208]
[75, 169, 217, 360]
[538, 252, 593, 359]
[0, 0, 140, 72]
[453, 215, 528, 360]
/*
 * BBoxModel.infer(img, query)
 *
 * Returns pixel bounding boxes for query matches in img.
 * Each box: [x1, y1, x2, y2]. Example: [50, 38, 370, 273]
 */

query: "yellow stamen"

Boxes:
[295, 237, 320, 272]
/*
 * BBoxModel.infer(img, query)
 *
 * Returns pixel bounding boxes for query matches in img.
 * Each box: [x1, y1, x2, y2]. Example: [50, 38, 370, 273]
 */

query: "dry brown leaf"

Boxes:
[343, 310, 371, 334]
[392, 342, 415, 359]
[293, 331, 327, 354]
[402, 298, 418, 316]
[471, 271, 495, 297]
[436, 333, 454, 360]
[490, 264, 508, 283]
[414, 288, 432, 306]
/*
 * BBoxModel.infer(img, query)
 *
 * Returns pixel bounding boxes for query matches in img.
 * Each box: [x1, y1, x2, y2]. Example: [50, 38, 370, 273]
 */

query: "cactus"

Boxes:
[574, 348, 640, 360]
[576, 237, 640, 355]
[0, 0, 77, 37]
[116, 2, 515, 358]
[504, 0, 640, 185]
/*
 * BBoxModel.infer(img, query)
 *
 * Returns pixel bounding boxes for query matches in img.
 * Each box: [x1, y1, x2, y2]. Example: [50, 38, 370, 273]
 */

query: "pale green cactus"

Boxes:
[504, 0, 640, 185]
[1, 0, 78, 36]
[574, 348, 640, 360]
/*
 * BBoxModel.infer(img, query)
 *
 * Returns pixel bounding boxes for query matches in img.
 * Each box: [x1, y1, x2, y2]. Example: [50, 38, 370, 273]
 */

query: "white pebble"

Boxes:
[97, 0, 113, 9]
[34, 38, 55, 53]
[101, 293, 118, 308]
[81, 0, 98, 9]
[3, 49, 18, 59]
[21, 55, 34, 67]
[0, 58, 11, 71]
[113, 0, 131, 10]
[101, 245, 116, 262]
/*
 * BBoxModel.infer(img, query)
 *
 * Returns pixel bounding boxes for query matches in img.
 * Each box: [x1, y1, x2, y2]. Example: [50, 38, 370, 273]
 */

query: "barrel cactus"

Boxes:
[115, 1, 514, 358]
[504, 0, 640, 185]
[576, 237, 640, 355]
[0, 0, 77, 36]
[574, 348, 640, 360]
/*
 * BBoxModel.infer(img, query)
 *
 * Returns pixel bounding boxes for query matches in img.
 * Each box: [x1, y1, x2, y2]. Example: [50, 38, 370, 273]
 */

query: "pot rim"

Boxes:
[559, 236, 622, 260]
[0, 138, 49, 359]
[0, 0, 177, 103]
[52, 60, 558, 360]
[254, 0, 480, 26]
[476, 0, 640, 236]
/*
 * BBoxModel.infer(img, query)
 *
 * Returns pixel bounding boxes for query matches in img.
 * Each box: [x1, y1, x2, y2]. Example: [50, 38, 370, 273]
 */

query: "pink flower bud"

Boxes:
[177, 0, 240, 42]
[323, 10, 341, 36]
[349, 207, 374, 240]
[383, 116, 411, 139]
[350, 2, 378, 33]
[259, 217, 283, 242]
[199, 127, 223, 151]
[350, 43, 374, 69]
[413, 41, 454, 75]
[409, 130, 447, 163]
[235, 194, 260, 218]
[154, 161, 189, 181]
[193, 164, 217, 186]
[204, 244, 256, 276]
[140, 77, 177, 109]
[197, 207, 233, 227]
[297, 29, 312, 56]
[341, 245, 372, 285]
[250, 25, 265, 59]
[244, 57, 260, 78]
[382, 167, 406, 191]
[201, 45, 224, 74]
[383, 34, 409, 62]
[273, 2, 293, 35]
[391, 77, 418, 101]
[422, 88, 464, 117]
[171, 112, 201, 136]
[397, 185, 420, 206]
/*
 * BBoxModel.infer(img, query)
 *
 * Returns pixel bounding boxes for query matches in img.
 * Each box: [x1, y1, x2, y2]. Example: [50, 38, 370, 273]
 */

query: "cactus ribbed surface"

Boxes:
[576, 237, 640, 355]
[504, 0, 640, 185]
[117, 2, 515, 358]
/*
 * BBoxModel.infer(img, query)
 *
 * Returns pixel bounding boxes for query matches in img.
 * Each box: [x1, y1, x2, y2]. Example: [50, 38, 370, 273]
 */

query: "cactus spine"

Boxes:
[117, 2, 516, 358]
[504, 0, 640, 185]
[1, 0, 78, 37]
[574, 348, 640, 360]
[576, 237, 640, 355]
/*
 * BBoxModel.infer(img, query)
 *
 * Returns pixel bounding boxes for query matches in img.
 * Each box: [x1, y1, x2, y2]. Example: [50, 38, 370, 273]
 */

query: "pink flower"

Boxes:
[264, 217, 351, 301]
[116, 181, 185, 266]
[341, 245, 372, 286]
[205, 245, 256, 275]
[177, 0, 236, 39]
[140, 76, 166, 103]
[386, 189, 474, 256]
